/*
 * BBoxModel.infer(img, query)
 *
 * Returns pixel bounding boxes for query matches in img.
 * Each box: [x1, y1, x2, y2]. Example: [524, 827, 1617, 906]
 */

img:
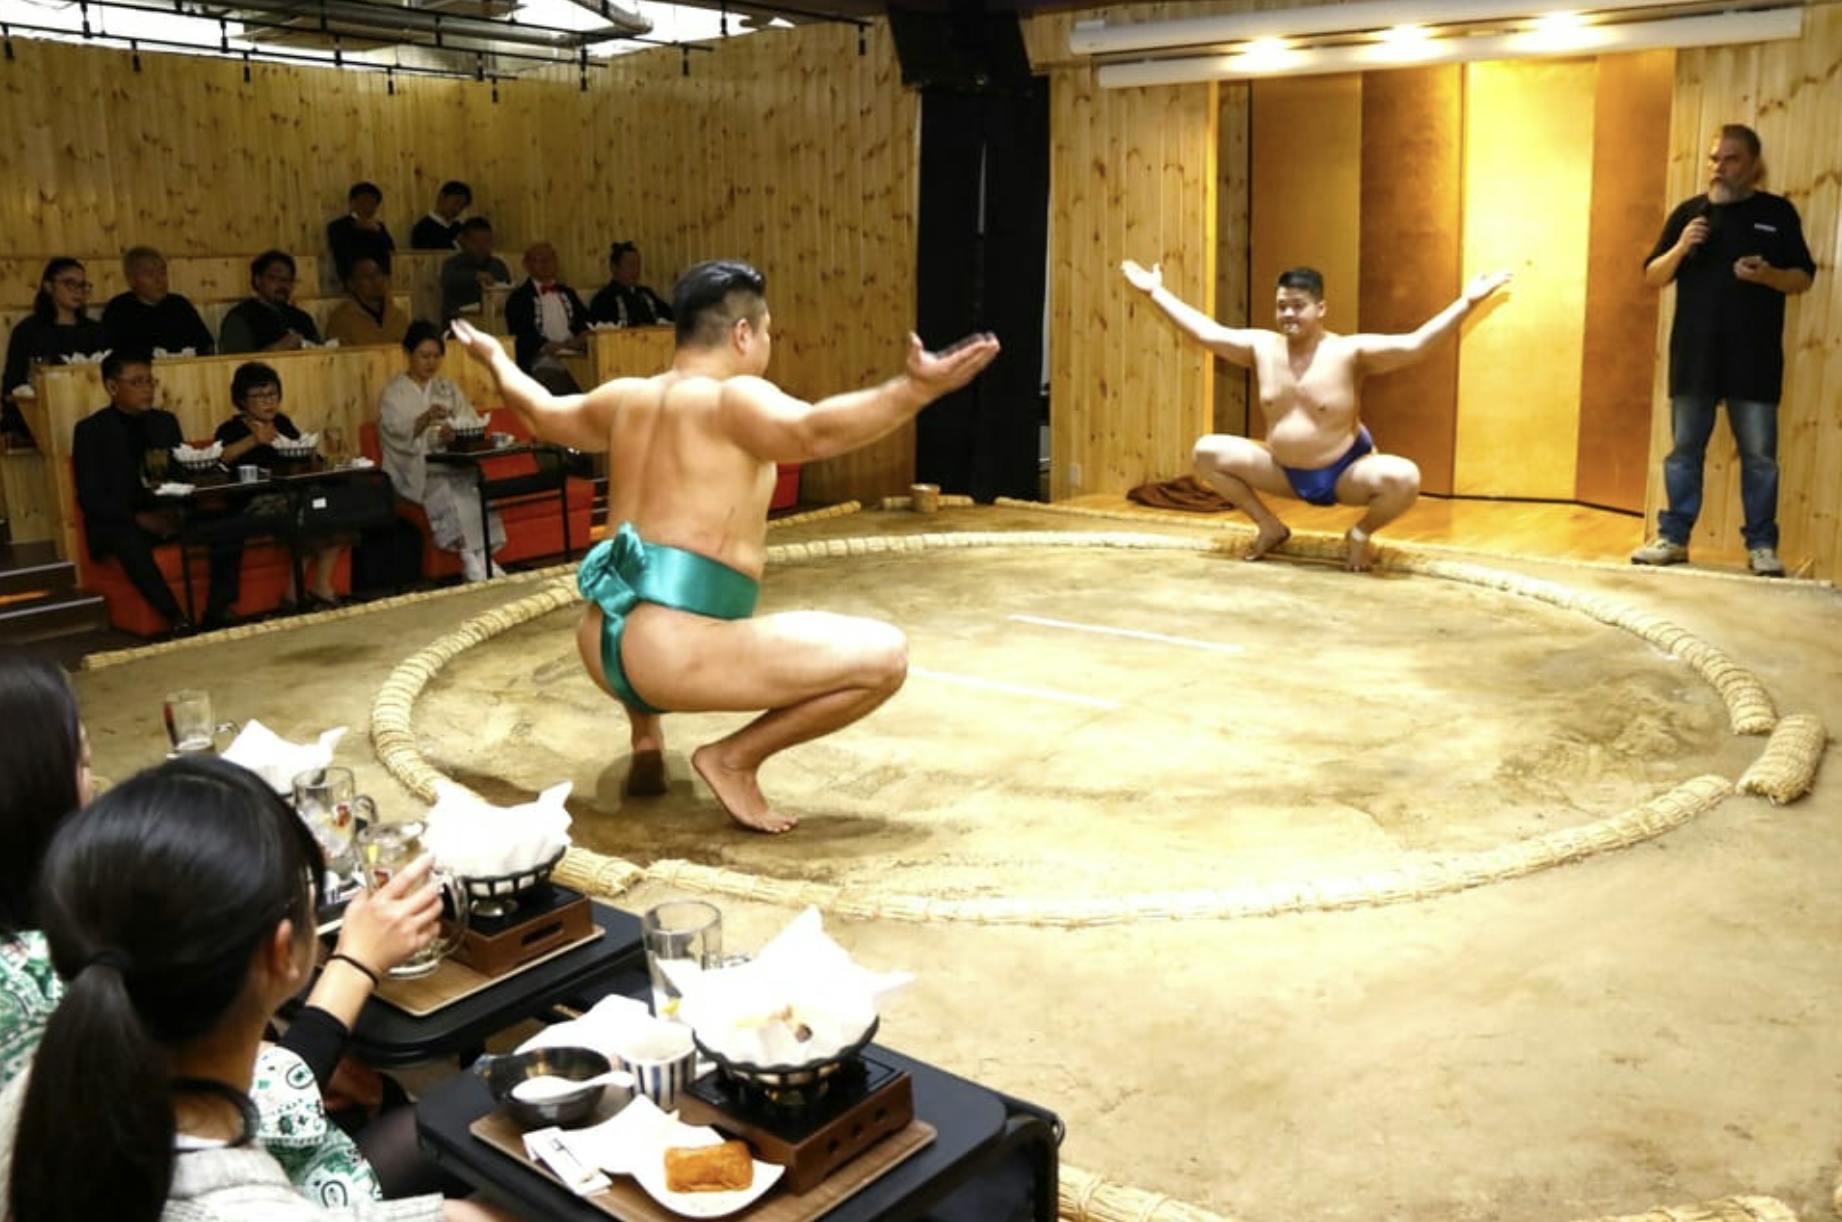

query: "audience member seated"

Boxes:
[379, 322, 506, 583]
[215, 362, 347, 609]
[2, 258, 109, 446]
[100, 245, 216, 359]
[220, 250, 322, 355]
[410, 180, 471, 250]
[589, 240, 674, 327]
[324, 257, 410, 347]
[506, 241, 588, 394]
[0, 650, 92, 1090]
[326, 180, 396, 280]
[73, 351, 242, 634]
[0, 753, 514, 1221]
[439, 218, 510, 321]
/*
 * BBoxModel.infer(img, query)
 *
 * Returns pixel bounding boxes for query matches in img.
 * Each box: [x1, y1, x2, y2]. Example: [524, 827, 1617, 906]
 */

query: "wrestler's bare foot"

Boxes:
[1247, 521, 1291, 561]
[1345, 527, 1375, 573]
[691, 744, 799, 834]
[625, 749, 668, 797]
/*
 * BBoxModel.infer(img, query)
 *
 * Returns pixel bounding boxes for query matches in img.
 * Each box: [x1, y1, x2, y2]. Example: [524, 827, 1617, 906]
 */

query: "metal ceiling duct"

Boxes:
[204, 0, 650, 48]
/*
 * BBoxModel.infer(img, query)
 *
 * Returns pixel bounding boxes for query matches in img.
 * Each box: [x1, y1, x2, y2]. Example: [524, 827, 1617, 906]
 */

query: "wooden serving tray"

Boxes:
[468, 1109, 936, 1221]
[367, 926, 603, 1018]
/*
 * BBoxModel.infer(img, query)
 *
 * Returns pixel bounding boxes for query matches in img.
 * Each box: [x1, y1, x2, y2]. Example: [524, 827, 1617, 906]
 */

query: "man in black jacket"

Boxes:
[100, 247, 216, 356]
[588, 241, 674, 328]
[326, 181, 396, 279]
[219, 251, 322, 355]
[505, 242, 590, 394]
[73, 351, 242, 633]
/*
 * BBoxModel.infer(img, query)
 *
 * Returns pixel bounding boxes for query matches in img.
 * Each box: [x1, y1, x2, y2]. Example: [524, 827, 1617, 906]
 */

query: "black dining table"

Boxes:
[415, 962, 1062, 1221]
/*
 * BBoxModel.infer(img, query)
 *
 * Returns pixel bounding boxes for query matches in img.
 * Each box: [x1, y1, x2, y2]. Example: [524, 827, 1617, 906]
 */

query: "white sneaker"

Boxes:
[1748, 547, 1786, 578]
[1631, 538, 1689, 566]
[489, 561, 508, 579]
[460, 552, 488, 583]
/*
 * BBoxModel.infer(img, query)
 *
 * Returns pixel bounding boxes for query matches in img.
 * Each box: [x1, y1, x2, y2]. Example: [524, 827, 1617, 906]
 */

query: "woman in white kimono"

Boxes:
[377, 321, 506, 581]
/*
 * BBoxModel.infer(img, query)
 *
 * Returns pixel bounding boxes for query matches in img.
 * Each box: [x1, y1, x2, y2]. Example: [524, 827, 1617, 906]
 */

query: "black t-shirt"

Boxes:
[101, 292, 217, 356]
[215, 411, 301, 467]
[327, 215, 396, 279]
[410, 215, 462, 250]
[1645, 190, 1816, 402]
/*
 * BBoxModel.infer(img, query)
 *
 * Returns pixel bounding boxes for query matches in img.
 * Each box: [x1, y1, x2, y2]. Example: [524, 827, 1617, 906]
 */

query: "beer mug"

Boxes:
[291, 766, 373, 879]
[353, 819, 470, 979]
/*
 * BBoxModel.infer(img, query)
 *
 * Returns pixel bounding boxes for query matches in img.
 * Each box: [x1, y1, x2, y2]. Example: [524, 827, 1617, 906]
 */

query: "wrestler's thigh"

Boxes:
[1335, 452, 1421, 505]
[622, 605, 908, 713]
[576, 605, 616, 698]
[1193, 433, 1293, 497]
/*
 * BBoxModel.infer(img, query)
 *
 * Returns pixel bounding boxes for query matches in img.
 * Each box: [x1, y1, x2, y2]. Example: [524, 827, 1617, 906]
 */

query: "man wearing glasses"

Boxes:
[218, 250, 322, 355]
[73, 351, 242, 635]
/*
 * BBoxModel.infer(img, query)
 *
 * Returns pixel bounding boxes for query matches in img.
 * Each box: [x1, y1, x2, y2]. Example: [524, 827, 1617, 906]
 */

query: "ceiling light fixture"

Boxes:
[1094, 6, 1802, 87]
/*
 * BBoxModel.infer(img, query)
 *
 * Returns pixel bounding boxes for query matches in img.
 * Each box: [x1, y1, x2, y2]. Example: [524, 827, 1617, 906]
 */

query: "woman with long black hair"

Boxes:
[1, 257, 109, 444]
[0, 756, 513, 1221]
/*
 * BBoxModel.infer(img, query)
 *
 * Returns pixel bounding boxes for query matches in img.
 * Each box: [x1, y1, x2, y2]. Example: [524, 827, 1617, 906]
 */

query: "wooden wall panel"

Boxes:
[1249, 75, 1363, 335]
[1046, 69, 1217, 499]
[1215, 82, 1251, 436]
[1455, 59, 1595, 499]
[1648, 8, 1842, 577]
[1576, 51, 1673, 513]
[1358, 65, 1463, 495]
[0, 24, 919, 505]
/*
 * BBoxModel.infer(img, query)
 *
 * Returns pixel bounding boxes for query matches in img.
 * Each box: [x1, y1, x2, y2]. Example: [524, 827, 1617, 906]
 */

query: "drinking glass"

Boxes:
[162, 689, 215, 753]
[642, 901, 723, 1022]
[322, 426, 348, 466]
[144, 447, 170, 483]
[291, 766, 373, 879]
[354, 819, 469, 979]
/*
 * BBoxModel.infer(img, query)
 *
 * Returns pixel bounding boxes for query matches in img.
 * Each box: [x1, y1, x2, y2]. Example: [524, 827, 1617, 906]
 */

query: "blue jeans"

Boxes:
[1657, 395, 1779, 550]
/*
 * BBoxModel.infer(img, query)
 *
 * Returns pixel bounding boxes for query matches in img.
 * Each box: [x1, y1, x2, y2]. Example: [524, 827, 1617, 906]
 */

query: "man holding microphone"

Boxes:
[1631, 123, 1815, 577]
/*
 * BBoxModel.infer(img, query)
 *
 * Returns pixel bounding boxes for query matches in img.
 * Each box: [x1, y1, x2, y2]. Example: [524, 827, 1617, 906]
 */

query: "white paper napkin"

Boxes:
[220, 720, 348, 795]
[676, 907, 911, 1068]
[516, 995, 658, 1063]
[9, 384, 34, 399]
[550, 1096, 784, 1214]
[152, 346, 198, 359]
[60, 349, 111, 365]
[347, 455, 376, 469]
[153, 482, 195, 498]
[423, 781, 573, 879]
[172, 440, 224, 464]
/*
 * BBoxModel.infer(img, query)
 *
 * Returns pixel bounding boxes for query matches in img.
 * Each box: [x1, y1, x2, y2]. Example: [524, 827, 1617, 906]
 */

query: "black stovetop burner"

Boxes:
[687, 1053, 902, 1139]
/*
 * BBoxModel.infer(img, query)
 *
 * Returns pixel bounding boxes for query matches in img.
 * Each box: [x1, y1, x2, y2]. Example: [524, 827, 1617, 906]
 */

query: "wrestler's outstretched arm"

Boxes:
[1354, 269, 1512, 374]
[450, 316, 615, 452]
[1122, 259, 1263, 366]
[719, 332, 1000, 463]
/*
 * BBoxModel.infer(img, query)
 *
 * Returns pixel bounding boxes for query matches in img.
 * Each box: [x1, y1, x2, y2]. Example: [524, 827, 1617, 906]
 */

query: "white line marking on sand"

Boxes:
[908, 666, 1121, 711]
[1006, 614, 1247, 655]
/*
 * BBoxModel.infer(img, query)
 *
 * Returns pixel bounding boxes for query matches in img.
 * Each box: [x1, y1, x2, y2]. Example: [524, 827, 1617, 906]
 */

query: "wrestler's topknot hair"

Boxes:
[1277, 267, 1324, 300]
[673, 260, 767, 348]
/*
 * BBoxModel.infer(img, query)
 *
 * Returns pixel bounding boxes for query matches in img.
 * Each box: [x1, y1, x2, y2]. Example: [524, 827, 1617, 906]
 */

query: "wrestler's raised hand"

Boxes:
[449, 317, 502, 365]
[1121, 259, 1163, 294]
[906, 331, 1001, 398]
[1465, 269, 1512, 304]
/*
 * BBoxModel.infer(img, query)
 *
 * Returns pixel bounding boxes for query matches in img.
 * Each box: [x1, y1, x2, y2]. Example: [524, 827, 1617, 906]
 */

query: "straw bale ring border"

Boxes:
[368, 523, 1825, 927]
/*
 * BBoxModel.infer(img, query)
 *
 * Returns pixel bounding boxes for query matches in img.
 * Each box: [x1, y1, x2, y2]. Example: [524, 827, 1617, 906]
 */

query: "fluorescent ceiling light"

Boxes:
[1095, 6, 1802, 86]
[1072, 0, 1743, 56]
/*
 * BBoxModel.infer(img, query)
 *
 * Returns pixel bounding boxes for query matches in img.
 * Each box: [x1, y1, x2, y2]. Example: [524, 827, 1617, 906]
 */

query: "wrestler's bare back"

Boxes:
[569, 370, 867, 719]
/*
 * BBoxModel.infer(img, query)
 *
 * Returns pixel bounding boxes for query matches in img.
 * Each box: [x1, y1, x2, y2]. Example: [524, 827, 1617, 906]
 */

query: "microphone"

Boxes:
[1688, 198, 1720, 262]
